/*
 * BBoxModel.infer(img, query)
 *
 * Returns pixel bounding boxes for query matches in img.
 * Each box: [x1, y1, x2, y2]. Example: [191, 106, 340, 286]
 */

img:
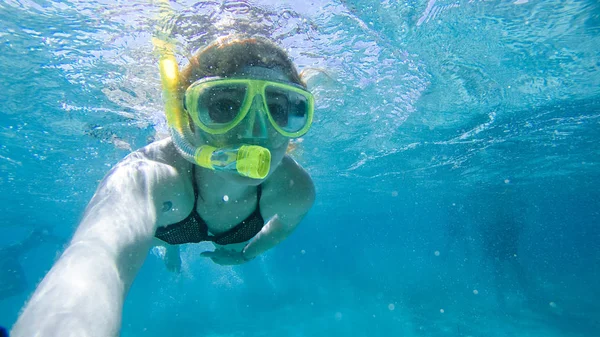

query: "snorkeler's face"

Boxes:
[195, 67, 294, 179]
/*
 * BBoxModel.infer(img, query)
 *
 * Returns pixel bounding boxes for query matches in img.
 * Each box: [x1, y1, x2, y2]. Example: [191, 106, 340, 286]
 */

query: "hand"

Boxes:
[201, 248, 248, 265]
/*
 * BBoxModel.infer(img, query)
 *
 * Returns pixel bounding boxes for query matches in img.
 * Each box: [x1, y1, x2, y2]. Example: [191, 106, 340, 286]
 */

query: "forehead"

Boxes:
[233, 66, 289, 82]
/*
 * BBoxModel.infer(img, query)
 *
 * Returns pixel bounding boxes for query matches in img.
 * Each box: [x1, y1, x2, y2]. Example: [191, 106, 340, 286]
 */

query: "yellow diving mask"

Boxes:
[152, 1, 283, 180]
[184, 77, 314, 138]
[153, 40, 279, 179]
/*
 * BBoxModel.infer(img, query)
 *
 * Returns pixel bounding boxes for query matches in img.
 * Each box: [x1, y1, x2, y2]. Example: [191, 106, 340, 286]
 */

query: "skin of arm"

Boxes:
[242, 155, 315, 260]
[200, 155, 314, 265]
[11, 142, 187, 337]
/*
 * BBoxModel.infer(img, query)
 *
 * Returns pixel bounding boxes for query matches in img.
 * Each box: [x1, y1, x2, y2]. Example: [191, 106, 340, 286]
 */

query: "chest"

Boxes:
[195, 189, 260, 234]
[155, 167, 267, 233]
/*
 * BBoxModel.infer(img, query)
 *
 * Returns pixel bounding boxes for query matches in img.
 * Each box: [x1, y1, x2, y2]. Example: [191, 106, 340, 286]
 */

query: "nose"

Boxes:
[242, 94, 268, 139]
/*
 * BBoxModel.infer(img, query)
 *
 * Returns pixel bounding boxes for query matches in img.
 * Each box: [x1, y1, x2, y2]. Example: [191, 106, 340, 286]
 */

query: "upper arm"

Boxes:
[11, 146, 188, 337]
[72, 156, 179, 285]
[261, 156, 315, 227]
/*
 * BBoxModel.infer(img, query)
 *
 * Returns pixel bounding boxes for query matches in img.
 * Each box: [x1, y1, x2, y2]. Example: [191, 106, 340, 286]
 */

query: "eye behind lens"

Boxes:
[266, 87, 310, 133]
[199, 85, 247, 125]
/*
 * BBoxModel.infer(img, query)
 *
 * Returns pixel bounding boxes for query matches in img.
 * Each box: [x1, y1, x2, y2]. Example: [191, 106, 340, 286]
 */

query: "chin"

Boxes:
[222, 171, 266, 186]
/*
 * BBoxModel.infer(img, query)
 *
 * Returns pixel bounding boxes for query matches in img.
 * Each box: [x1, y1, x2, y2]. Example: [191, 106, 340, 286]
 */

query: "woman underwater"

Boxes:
[12, 35, 316, 336]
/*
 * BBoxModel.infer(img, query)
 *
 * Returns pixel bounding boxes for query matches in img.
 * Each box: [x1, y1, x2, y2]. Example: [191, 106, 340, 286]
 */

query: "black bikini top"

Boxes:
[154, 167, 265, 245]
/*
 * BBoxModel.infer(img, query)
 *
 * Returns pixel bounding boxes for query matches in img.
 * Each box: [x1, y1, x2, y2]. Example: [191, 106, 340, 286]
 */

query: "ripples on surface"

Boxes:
[0, 0, 599, 212]
[328, 0, 600, 195]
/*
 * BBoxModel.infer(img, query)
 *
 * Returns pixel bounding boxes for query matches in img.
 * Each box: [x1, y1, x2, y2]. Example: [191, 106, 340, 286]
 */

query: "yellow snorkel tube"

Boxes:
[152, 2, 271, 179]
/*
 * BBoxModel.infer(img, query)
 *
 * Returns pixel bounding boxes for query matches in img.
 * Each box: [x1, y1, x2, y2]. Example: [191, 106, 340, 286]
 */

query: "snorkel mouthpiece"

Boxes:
[236, 145, 271, 179]
[195, 145, 271, 179]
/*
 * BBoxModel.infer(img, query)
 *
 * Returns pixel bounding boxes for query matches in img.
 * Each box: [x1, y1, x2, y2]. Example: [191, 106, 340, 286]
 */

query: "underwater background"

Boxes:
[1, 0, 599, 336]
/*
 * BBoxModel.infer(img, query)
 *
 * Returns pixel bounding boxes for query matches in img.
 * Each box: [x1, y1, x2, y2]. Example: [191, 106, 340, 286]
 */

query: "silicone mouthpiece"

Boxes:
[236, 145, 271, 179]
[194, 145, 271, 179]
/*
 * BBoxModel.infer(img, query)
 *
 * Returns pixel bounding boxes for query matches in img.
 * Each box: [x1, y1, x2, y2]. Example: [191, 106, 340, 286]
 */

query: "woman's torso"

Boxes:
[154, 164, 265, 246]
[125, 137, 311, 251]
[138, 138, 265, 248]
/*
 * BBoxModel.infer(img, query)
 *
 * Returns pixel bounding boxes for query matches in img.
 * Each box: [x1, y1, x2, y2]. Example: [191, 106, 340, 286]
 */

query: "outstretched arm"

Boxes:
[11, 158, 169, 337]
[242, 156, 315, 260]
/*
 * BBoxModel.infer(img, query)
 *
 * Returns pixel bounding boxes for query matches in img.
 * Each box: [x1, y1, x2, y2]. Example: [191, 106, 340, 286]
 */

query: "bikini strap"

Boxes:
[192, 165, 200, 205]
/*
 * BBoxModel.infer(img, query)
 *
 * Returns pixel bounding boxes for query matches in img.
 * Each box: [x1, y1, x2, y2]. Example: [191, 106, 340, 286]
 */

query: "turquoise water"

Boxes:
[1, 0, 599, 336]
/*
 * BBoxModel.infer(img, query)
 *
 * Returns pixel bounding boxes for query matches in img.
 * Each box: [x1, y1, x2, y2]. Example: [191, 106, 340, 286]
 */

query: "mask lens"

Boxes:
[197, 84, 247, 126]
[265, 86, 309, 133]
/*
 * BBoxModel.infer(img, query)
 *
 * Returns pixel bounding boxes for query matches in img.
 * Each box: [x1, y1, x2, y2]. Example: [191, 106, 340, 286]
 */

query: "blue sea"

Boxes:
[1, 0, 599, 336]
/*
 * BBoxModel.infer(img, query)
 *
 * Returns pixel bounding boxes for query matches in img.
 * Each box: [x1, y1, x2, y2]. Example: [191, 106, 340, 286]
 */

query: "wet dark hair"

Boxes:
[180, 35, 304, 88]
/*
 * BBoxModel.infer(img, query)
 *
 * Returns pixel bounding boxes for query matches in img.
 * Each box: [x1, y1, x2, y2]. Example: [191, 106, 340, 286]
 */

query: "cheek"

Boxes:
[269, 133, 289, 149]
[269, 139, 289, 163]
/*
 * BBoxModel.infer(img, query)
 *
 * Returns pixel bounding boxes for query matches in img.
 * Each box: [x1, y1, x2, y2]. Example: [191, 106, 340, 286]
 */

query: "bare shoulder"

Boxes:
[106, 138, 190, 180]
[120, 138, 185, 167]
[101, 138, 189, 193]
[100, 138, 195, 226]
